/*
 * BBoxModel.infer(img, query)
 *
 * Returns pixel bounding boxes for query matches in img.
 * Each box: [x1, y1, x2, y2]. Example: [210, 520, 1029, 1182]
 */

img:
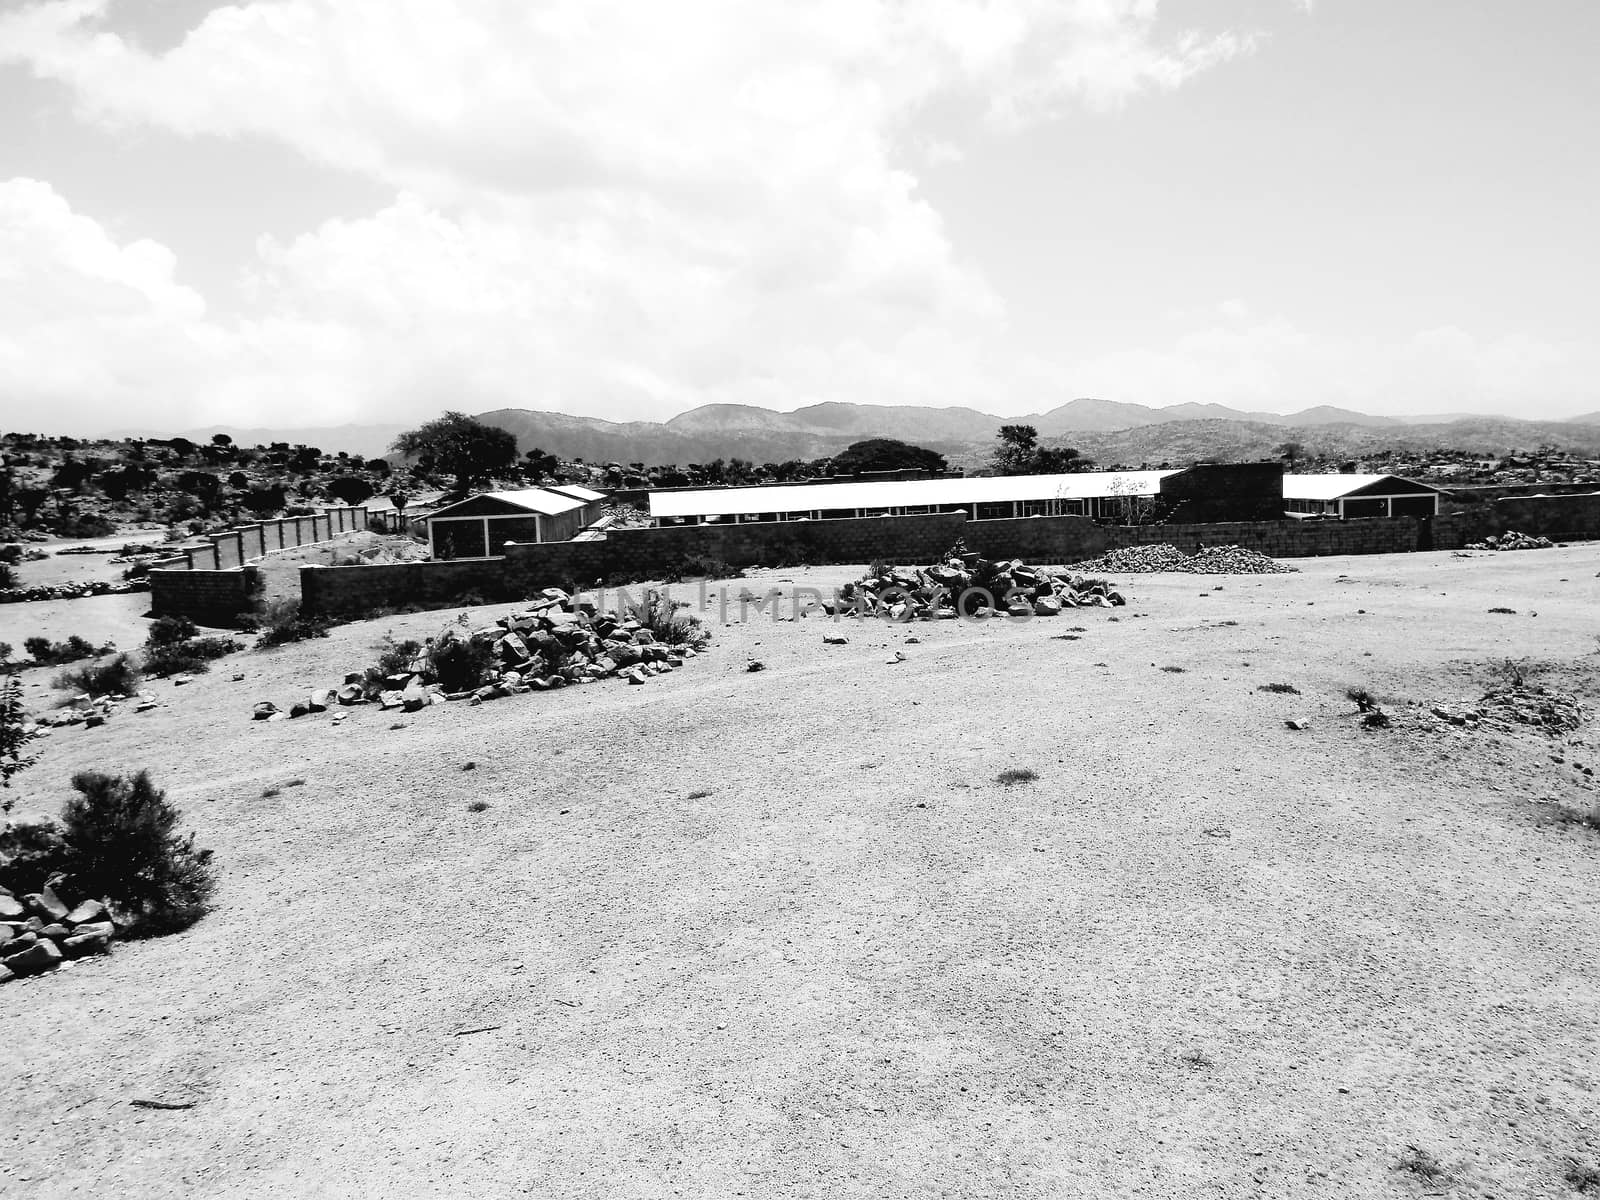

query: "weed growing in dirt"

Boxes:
[1361, 710, 1392, 729]
[1488, 606, 1518, 615]
[1258, 683, 1301, 694]
[62, 769, 217, 937]
[1394, 1146, 1450, 1185]
[633, 588, 710, 649]
[686, 789, 712, 800]
[996, 768, 1039, 787]
[1179, 1049, 1213, 1069]
[261, 786, 281, 798]
[55, 653, 139, 697]
[1548, 804, 1600, 834]
[467, 800, 490, 813]
[1564, 1159, 1600, 1193]
[1160, 665, 1187, 674]
[254, 599, 332, 649]
[1346, 687, 1379, 712]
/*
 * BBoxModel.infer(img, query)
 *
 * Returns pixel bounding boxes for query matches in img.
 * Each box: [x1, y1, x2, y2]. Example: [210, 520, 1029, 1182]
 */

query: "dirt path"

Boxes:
[4, 548, 1599, 1198]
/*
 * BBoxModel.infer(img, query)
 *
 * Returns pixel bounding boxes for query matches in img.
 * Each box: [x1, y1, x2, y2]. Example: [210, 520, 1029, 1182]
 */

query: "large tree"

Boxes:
[391, 412, 518, 493]
[991, 425, 1090, 476]
[825, 438, 947, 477]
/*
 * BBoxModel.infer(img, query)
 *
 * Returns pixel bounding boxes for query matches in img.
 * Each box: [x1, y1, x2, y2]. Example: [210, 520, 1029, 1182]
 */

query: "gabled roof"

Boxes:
[545, 484, 607, 503]
[648, 471, 1178, 520]
[1281, 473, 1442, 501]
[428, 488, 588, 520]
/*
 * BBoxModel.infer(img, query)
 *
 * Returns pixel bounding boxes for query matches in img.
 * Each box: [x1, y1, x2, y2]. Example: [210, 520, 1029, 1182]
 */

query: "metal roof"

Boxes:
[429, 488, 588, 519]
[1281, 473, 1440, 501]
[545, 483, 607, 503]
[648, 471, 1178, 520]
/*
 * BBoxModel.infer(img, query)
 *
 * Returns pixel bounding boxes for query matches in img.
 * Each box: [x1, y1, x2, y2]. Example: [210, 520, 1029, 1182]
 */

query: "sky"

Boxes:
[1, 0, 1597, 435]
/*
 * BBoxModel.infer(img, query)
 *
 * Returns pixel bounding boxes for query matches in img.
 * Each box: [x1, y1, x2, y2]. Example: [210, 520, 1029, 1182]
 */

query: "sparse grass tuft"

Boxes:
[1487, 606, 1518, 614]
[1346, 687, 1378, 712]
[1258, 682, 1301, 694]
[686, 789, 712, 800]
[461, 761, 477, 772]
[1179, 1049, 1213, 1069]
[261, 787, 281, 799]
[1394, 1145, 1450, 1185]
[467, 800, 490, 813]
[996, 767, 1038, 787]
[1361, 710, 1391, 729]
[1160, 665, 1187, 673]
[1549, 803, 1600, 833]
[1564, 1159, 1600, 1193]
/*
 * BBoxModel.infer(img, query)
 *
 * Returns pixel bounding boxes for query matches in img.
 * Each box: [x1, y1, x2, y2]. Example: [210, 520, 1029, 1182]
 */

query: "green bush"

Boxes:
[55, 653, 139, 697]
[61, 769, 216, 936]
[24, 634, 112, 665]
[628, 588, 709, 649]
[143, 635, 241, 678]
[364, 634, 423, 691]
[254, 599, 331, 649]
[146, 615, 198, 646]
[428, 632, 497, 692]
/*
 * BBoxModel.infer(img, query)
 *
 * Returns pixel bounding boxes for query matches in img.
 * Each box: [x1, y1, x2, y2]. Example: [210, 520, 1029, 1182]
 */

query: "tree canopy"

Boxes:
[990, 425, 1090, 476]
[825, 438, 947, 477]
[391, 412, 518, 493]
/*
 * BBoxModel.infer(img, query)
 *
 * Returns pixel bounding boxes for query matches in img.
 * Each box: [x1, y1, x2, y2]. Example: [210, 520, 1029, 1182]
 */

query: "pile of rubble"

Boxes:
[1069, 543, 1297, 575]
[1, 881, 116, 980]
[1464, 530, 1554, 551]
[835, 543, 1125, 619]
[253, 587, 703, 720]
[30, 690, 164, 730]
[0, 578, 149, 605]
[1430, 686, 1587, 736]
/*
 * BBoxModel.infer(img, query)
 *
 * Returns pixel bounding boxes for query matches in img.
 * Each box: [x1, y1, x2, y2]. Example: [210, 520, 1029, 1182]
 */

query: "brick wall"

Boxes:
[150, 566, 260, 625]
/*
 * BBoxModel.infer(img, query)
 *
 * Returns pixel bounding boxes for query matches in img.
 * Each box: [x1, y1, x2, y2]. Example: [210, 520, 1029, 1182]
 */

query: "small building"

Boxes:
[424, 488, 605, 559]
[1282, 474, 1441, 519]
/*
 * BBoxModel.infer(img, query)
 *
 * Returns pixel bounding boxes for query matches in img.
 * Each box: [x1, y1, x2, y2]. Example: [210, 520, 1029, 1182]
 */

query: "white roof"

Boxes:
[649, 471, 1178, 520]
[431, 488, 587, 518]
[1282, 473, 1439, 501]
[546, 484, 607, 503]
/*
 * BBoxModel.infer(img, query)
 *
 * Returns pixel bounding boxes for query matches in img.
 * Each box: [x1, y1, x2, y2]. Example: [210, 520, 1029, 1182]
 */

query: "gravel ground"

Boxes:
[3, 547, 1600, 1198]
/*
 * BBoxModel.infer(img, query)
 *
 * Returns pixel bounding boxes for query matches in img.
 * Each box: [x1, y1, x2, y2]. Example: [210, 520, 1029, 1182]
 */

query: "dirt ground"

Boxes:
[4, 547, 1600, 1198]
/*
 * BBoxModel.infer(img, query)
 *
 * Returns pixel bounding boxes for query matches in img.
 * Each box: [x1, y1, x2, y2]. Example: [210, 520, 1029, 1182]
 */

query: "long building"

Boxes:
[1282, 474, 1442, 518]
[648, 471, 1179, 525]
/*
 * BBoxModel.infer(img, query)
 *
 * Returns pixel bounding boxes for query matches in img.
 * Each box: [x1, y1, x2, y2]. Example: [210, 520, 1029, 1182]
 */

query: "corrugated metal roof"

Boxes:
[648, 471, 1178, 520]
[1282, 473, 1439, 501]
[430, 488, 588, 519]
[546, 484, 607, 503]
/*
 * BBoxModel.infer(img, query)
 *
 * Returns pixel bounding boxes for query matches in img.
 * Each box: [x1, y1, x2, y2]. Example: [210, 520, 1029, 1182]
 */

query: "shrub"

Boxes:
[24, 634, 111, 666]
[254, 598, 331, 648]
[55, 653, 139, 697]
[146, 615, 198, 646]
[1257, 682, 1301, 694]
[364, 634, 422, 691]
[428, 631, 497, 692]
[61, 770, 217, 936]
[143, 635, 241, 678]
[628, 588, 709, 649]
[1, 677, 42, 812]
[662, 554, 741, 583]
[996, 767, 1039, 786]
[0, 561, 14, 589]
[0, 814, 70, 892]
[122, 560, 150, 580]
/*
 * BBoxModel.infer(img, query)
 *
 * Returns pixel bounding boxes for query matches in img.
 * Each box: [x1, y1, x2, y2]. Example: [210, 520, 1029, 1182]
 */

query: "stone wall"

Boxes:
[149, 566, 260, 625]
[1106, 516, 1426, 558]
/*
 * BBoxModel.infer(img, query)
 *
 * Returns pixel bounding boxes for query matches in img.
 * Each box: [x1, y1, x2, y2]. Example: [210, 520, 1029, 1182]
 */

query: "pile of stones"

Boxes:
[1465, 530, 1554, 551]
[1431, 686, 1587, 737]
[1070, 543, 1297, 575]
[253, 587, 702, 720]
[836, 543, 1125, 619]
[1, 881, 116, 980]
[0, 578, 149, 605]
[32, 690, 163, 730]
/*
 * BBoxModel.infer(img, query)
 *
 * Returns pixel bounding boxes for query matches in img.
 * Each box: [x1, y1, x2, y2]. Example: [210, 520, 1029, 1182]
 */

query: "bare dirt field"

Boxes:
[4, 547, 1600, 1198]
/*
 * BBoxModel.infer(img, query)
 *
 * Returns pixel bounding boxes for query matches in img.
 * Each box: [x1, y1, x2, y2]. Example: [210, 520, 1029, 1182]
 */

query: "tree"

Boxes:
[1277, 441, 1305, 468]
[211, 433, 232, 447]
[0, 677, 41, 812]
[992, 425, 1088, 476]
[325, 476, 375, 506]
[391, 412, 518, 493]
[827, 438, 947, 477]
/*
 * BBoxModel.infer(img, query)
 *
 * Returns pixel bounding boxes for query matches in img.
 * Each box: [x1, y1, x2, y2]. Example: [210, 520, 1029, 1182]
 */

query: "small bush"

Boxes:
[467, 800, 490, 813]
[1346, 687, 1378, 712]
[663, 554, 741, 583]
[365, 634, 422, 690]
[24, 634, 112, 666]
[1394, 1146, 1449, 1185]
[254, 599, 331, 649]
[1361, 710, 1391, 729]
[628, 588, 710, 649]
[1257, 682, 1301, 694]
[0, 814, 70, 893]
[1160, 665, 1187, 674]
[61, 769, 217, 937]
[1487, 606, 1517, 615]
[56, 653, 139, 697]
[143, 635, 241, 677]
[146, 615, 199, 646]
[0, 561, 14, 589]
[428, 632, 496, 692]
[996, 767, 1038, 786]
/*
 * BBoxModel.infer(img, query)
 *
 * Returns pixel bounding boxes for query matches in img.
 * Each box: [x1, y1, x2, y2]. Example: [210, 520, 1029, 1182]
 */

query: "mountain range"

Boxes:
[128, 399, 1600, 465]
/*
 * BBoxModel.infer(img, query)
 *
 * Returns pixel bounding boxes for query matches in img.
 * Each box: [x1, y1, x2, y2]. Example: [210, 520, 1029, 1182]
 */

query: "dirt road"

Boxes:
[4, 547, 1599, 1198]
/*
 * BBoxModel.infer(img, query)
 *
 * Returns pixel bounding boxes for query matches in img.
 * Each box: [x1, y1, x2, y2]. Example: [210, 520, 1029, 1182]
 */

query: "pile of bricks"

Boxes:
[0, 881, 116, 981]
[1070, 543, 1296, 574]
[1465, 529, 1554, 551]
[837, 543, 1126, 619]
[252, 587, 703, 720]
